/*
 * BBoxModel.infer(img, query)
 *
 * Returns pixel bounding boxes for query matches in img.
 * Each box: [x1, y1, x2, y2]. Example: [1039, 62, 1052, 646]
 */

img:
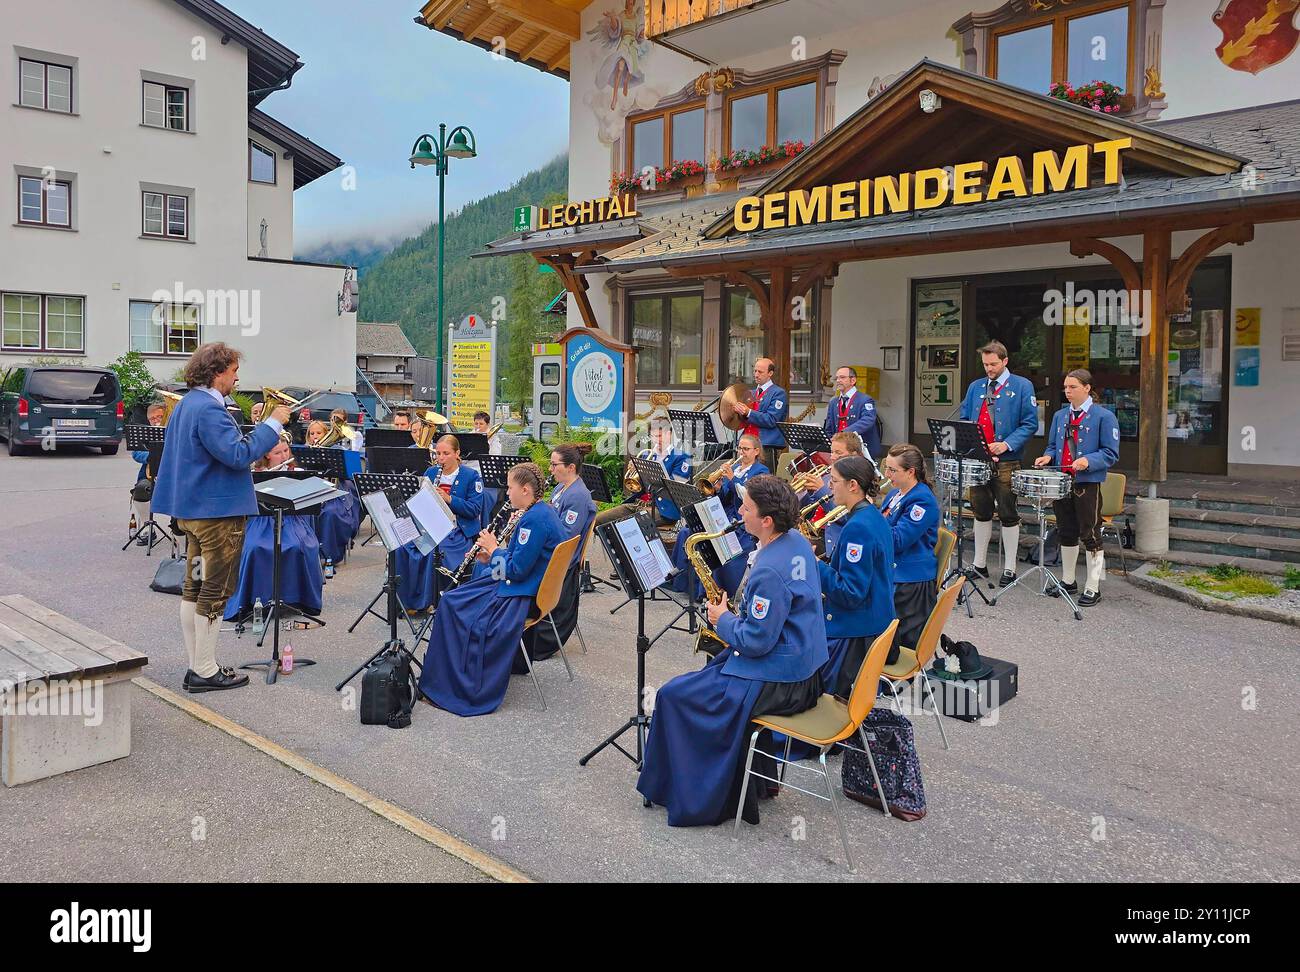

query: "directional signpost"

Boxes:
[447, 314, 497, 430]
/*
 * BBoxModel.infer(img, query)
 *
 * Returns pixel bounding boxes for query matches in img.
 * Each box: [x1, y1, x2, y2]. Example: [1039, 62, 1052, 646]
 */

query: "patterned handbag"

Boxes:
[841, 708, 927, 821]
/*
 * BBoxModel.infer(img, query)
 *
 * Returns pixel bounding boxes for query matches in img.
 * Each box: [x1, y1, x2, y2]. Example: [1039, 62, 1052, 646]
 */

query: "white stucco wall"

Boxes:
[246, 130, 295, 260]
[1, 0, 354, 390]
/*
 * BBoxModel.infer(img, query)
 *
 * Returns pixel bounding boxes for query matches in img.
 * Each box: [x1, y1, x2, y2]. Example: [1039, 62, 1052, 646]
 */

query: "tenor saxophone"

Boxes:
[684, 523, 739, 656]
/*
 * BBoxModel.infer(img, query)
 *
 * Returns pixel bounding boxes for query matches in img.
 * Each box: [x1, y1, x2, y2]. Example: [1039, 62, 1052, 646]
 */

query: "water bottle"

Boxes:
[324, 557, 335, 579]
[281, 643, 294, 674]
[252, 597, 264, 635]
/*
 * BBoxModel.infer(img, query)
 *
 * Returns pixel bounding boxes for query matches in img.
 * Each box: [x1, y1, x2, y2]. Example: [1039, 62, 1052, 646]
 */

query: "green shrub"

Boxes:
[522, 422, 627, 503]
[229, 392, 255, 422]
[105, 350, 160, 415]
[1207, 563, 1245, 581]
[1284, 565, 1300, 591]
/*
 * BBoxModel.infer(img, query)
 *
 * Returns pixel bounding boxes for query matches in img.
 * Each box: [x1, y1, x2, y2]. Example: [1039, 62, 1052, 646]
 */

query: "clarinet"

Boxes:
[439, 502, 516, 586]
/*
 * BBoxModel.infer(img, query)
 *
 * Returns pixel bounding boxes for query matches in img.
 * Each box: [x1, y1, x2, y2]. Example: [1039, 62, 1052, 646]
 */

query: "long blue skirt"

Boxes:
[637, 653, 766, 827]
[395, 531, 472, 612]
[223, 514, 324, 620]
[315, 494, 355, 565]
[418, 575, 533, 716]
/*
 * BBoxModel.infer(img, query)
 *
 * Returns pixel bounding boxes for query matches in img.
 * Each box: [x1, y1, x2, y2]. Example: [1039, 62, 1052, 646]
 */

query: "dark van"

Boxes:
[0, 365, 124, 456]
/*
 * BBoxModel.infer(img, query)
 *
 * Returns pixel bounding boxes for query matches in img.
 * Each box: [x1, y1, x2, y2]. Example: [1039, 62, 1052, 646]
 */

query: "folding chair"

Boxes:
[879, 581, 964, 751]
[516, 533, 582, 710]
[733, 620, 899, 873]
[1098, 472, 1128, 576]
[934, 526, 957, 588]
[572, 519, 598, 654]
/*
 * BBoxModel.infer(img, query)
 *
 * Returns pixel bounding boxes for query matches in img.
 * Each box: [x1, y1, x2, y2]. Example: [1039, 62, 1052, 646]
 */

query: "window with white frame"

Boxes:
[249, 141, 276, 183]
[19, 58, 72, 112]
[18, 176, 71, 227]
[129, 300, 200, 356]
[142, 81, 188, 131]
[142, 191, 188, 239]
[2, 293, 84, 352]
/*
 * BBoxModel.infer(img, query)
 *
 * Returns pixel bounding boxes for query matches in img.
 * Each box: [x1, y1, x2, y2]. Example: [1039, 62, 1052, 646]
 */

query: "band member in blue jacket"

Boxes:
[1035, 368, 1120, 606]
[593, 417, 693, 530]
[304, 420, 357, 568]
[880, 444, 941, 659]
[732, 357, 789, 472]
[419, 463, 561, 716]
[520, 444, 597, 666]
[152, 342, 290, 693]
[397, 435, 485, 613]
[129, 400, 166, 546]
[713, 433, 769, 597]
[818, 457, 895, 693]
[795, 431, 864, 557]
[823, 366, 881, 460]
[638, 475, 827, 827]
[959, 341, 1040, 586]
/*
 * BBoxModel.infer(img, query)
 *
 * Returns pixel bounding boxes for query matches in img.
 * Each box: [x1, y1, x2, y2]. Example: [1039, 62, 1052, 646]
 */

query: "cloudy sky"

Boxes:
[228, 0, 571, 251]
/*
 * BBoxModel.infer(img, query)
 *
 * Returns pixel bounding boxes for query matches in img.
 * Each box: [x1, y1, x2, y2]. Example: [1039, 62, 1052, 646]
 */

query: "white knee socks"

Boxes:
[1085, 550, 1105, 595]
[180, 600, 197, 671]
[193, 615, 221, 678]
[973, 519, 993, 568]
[1061, 545, 1080, 586]
[1001, 524, 1019, 574]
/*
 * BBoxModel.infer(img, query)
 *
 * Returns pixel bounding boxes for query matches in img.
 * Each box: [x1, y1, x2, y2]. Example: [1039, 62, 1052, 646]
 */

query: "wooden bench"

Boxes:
[0, 594, 148, 786]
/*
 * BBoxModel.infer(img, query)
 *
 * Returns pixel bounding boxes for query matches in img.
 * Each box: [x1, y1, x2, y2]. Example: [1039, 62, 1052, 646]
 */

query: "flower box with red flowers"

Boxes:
[1049, 80, 1127, 114]
[711, 140, 808, 175]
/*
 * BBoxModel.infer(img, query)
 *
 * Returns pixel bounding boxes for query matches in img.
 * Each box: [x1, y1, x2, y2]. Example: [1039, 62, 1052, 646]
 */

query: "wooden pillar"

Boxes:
[768, 266, 792, 387]
[1138, 228, 1171, 484]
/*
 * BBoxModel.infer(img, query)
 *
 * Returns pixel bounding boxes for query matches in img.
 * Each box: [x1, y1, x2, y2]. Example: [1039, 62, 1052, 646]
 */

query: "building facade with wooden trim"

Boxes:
[430, 0, 1300, 480]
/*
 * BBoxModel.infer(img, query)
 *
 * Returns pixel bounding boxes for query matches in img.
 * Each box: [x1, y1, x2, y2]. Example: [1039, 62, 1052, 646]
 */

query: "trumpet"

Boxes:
[790, 463, 830, 495]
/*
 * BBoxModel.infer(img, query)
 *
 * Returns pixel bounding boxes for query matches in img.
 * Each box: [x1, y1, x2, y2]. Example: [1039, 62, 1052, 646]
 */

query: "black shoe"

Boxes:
[970, 565, 990, 580]
[135, 534, 150, 546]
[184, 666, 249, 693]
[998, 570, 1017, 587]
[1078, 589, 1101, 607]
[1047, 581, 1078, 599]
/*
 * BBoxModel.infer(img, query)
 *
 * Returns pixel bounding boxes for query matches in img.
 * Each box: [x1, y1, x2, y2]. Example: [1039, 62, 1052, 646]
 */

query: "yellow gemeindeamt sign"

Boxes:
[537, 193, 639, 231]
[733, 138, 1132, 232]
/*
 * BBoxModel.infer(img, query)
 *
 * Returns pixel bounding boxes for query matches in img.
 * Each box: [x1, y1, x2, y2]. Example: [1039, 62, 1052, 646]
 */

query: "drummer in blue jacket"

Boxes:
[817, 457, 896, 693]
[959, 341, 1039, 586]
[638, 475, 827, 828]
[880, 444, 942, 660]
[1035, 368, 1120, 606]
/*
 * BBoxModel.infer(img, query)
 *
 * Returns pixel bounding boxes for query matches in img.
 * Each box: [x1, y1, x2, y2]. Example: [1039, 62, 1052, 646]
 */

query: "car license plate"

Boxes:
[54, 419, 92, 429]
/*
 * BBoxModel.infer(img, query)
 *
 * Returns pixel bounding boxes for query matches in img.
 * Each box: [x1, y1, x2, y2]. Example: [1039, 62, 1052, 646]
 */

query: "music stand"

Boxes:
[336, 479, 430, 694]
[579, 464, 618, 594]
[348, 472, 428, 640]
[455, 432, 489, 459]
[361, 428, 416, 450]
[240, 472, 340, 685]
[778, 422, 832, 458]
[477, 454, 530, 488]
[122, 424, 175, 556]
[580, 511, 673, 776]
[367, 446, 430, 476]
[701, 442, 734, 463]
[291, 445, 348, 483]
[668, 408, 716, 455]
[928, 418, 995, 617]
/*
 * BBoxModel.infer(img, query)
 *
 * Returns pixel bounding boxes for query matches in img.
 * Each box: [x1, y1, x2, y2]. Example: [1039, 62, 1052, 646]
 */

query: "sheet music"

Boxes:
[405, 481, 456, 545]
[697, 496, 743, 560]
[614, 516, 669, 591]
[362, 490, 419, 551]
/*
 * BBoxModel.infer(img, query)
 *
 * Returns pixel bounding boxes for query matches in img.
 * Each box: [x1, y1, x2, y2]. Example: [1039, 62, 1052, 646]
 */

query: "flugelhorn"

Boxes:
[318, 414, 356, 447]
[261, 387, 301, 413]
[694, 458, 734, 497]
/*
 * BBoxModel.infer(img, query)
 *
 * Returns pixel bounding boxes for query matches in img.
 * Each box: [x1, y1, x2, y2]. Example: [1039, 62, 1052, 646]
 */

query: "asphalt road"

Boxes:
[1, 444, 1296, 882]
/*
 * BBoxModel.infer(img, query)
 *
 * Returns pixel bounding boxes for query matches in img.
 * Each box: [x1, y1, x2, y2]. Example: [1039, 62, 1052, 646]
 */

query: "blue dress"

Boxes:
[418, 502, 562, 716]
[638, 531, 827, 826]
[315, 482, 358, 565]
[395, 465, 484, 611]
[223, 513, 324, 620]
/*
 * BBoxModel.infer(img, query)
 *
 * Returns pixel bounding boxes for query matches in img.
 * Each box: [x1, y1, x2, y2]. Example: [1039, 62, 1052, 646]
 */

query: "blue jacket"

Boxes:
[717, 530, 828, 682]
[551, 477, 597, 565]
[1041, 402, 1120, 484]
[744, 383, 789, 447]
[640, 448, 692, 522]
[717, 461, 768, 521]
[882, 483, 940, 584]
[132, 449, 150, 482]
[152, 389, 281, 519]
[959, 371, 1039, 461]
[489, 501, 562, 599]
[823, 390, 881, 460]
[424, 464, 485, 545]
[817, 502, 895, 640]
[798, 470, 832, 508]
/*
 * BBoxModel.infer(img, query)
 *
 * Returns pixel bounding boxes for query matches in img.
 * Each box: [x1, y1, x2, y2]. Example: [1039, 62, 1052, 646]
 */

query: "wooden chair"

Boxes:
[733, 620, 899, 873]
[1098, 471, 1128, 576]
[934, 526, 957, 587]
[880, 580, 964, 751]
[571, 518, 599, 654]
[516, 533, 582, 710]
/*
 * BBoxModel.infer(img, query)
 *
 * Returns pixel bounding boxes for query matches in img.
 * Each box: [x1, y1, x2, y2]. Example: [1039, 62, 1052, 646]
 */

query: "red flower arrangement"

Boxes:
[1049, 80, 1124, 114]
[609, 158, 707, 194]
[711, 139, 807, 173]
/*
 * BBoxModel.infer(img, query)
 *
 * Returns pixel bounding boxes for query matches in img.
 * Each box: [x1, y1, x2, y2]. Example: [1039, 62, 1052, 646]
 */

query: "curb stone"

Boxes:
[1126, 563, 1300, 630]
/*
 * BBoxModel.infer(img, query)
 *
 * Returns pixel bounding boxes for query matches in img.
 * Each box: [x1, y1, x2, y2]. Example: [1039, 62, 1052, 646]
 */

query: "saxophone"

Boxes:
[684, 523, 739, 656]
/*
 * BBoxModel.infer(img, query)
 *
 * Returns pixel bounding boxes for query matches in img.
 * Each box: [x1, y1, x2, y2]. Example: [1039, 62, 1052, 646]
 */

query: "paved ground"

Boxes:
[2, 445, 1297, 882]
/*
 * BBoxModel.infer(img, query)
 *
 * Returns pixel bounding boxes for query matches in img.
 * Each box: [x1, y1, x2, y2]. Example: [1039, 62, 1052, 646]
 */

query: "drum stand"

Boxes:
[938, 473, 993, 619]
[991, 492, 1082, 621]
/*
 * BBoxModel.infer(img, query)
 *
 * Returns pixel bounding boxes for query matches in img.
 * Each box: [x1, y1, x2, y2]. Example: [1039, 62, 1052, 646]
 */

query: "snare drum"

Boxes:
[1011, 469, 1072, 501]
[935, 457, 991, 487]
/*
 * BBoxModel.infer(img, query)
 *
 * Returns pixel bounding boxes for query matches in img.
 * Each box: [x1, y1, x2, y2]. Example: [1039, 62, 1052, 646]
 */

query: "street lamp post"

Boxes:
[410, 123, 477, 415]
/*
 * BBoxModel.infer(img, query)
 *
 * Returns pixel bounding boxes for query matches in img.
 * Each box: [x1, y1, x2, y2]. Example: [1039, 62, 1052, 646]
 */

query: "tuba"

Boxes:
[684, 523, 739, 656]
[157, 389, 184, 426]
[623, 459, 642, 495]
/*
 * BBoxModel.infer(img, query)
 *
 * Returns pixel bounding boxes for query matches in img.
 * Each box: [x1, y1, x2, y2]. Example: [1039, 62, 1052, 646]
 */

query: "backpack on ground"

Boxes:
[841, 707, 926, 821]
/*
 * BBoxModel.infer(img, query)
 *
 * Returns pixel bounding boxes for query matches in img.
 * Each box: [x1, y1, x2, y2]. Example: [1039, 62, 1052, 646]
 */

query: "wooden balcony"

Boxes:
[645, 0, 758, 39]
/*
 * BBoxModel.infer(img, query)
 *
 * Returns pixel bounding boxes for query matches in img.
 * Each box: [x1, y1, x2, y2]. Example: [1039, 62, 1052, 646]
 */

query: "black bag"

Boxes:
[360, 645, 415, 729]
[131, 478, 154, 502]
[841, 708, 926, 821]
[149, 555, 186, 595]
[1021, 525, 1060, 565]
